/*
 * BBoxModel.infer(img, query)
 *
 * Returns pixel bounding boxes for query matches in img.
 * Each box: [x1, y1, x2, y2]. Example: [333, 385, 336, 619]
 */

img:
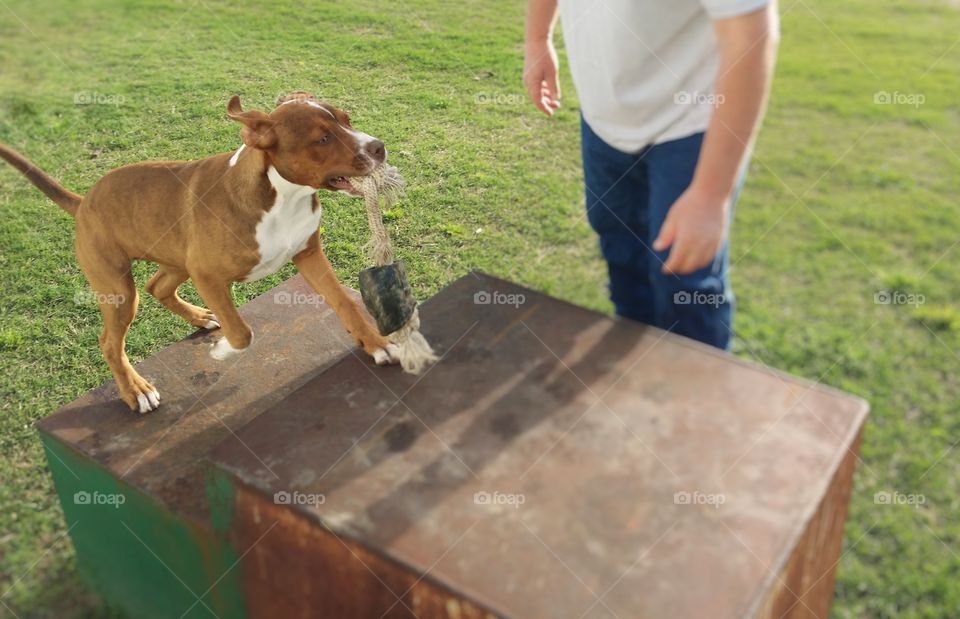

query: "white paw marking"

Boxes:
[146, 390, 160, 408]
[137, 391, 160, 414]
[210, 337, 249, 361]
[373, 344, 400, 366]
[385, 343, 400, 362]
[204, 320, 221, 330]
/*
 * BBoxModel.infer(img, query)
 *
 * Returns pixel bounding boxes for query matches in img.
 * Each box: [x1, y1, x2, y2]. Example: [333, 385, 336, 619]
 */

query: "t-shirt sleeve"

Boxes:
[700, 0, 770, 20]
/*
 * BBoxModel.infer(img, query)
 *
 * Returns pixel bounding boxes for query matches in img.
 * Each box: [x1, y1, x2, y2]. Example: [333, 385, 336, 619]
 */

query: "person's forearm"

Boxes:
[525, 0, 559, 47]
[692, 6, 779, 199]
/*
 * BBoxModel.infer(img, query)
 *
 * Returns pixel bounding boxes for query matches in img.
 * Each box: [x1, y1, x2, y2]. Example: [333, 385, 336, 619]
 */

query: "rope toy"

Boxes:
[349, 165, 438, 374]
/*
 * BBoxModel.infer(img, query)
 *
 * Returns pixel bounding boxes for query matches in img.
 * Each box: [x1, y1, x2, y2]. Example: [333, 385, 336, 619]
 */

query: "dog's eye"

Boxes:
[316, 134, 331, 145]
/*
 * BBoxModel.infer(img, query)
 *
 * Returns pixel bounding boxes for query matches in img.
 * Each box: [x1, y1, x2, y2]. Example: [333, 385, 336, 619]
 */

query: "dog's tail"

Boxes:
[0, 144, 82, 216]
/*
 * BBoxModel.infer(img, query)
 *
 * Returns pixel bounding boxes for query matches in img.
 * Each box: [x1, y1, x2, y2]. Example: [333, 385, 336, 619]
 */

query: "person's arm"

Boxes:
[653, 4, 780, 274]
[523, 0, 562, 116]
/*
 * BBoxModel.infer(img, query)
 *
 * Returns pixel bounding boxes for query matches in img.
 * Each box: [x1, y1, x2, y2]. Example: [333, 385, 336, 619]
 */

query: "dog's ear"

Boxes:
[276, 91, 319, 107]
[226, 96, 276, 150]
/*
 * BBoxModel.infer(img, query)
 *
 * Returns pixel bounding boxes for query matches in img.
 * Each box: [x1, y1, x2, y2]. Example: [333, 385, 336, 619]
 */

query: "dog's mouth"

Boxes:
[324, 175, 363, 196]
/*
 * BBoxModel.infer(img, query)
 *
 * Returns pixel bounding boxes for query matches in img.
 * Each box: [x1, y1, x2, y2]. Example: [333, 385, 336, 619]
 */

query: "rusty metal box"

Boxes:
[207, 273, 868, 619]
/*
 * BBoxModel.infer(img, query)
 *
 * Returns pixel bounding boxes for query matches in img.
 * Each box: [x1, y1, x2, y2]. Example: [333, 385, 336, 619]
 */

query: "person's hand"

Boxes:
[653, 184, 730, 274]
[523, 39, 561, 116]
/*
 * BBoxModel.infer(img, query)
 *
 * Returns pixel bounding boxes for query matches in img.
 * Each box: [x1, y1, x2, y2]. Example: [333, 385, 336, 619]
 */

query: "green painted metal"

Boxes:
[40, 434, 247, 619]
[204, 466, 236, 535]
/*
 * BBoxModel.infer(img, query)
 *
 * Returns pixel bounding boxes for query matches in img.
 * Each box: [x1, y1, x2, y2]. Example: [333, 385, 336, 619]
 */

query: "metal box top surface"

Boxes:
[37, 275, 357, 519]
[211, 272, 869, 619]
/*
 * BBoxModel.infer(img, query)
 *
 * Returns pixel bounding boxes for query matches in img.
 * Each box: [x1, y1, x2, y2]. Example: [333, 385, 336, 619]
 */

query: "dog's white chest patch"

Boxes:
[243, 167, 321, 282]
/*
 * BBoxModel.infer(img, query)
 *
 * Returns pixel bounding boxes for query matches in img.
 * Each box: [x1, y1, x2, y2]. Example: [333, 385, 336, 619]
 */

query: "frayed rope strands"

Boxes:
[349, 166, 438, 374]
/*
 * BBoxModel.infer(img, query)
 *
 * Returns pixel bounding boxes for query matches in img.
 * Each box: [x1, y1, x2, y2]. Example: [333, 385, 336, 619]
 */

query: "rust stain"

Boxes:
[232, 484, 503, 619]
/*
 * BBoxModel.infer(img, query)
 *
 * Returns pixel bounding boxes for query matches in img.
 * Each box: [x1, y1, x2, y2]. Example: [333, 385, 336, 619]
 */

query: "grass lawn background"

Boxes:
[1, 0, 958, 616]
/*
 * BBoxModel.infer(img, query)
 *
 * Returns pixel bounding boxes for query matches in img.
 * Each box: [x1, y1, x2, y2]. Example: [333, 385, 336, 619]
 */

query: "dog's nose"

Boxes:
[366, 139, 386, 163]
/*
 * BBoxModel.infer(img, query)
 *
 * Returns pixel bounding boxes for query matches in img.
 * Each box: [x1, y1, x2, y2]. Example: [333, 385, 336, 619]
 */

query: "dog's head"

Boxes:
[226, 92, 384, 195]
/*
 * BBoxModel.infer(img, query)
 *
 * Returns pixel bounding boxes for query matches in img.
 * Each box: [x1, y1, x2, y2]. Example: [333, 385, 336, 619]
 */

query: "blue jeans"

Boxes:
[581, 117, 739, 350]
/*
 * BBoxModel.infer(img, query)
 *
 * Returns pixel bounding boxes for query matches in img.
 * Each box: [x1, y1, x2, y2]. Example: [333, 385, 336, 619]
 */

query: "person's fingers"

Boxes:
[546, 71, 561, 105]
[661, 238, 685, 273]
[674, 241, 715, 275]
[680, 250, 705, 274]
[693, 247, 714, 272]
[665, 232, 711, 274]
[538, 87, 560, 111]
[528, 83, 551, 115]
[539, 89, 560, 109]
[661, 253, 679, 274]
[652, 215, 677, 252]
[539, 94, 555, 115]
[684, 240, 720, 273]
[526, 73, 555, 116]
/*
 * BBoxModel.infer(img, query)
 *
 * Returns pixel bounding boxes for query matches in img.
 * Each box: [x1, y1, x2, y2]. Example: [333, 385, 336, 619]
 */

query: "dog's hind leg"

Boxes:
[145, 265, 220, 330]
[78, 249, 160, 413]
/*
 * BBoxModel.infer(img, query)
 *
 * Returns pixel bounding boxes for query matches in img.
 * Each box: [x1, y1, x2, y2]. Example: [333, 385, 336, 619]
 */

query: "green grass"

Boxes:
[1, 0, 959, 617]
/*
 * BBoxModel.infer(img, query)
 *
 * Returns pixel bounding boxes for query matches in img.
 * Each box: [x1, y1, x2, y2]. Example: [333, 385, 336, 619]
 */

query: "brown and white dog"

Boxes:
[0, 91, 400, 413]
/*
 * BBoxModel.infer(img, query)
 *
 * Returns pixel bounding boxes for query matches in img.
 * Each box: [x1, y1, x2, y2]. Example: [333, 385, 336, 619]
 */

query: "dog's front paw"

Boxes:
[372, 343, 400, 366]
[119, 373, 161, 414]
[136, 390, 162, 414]
[210, 337, 249, 361]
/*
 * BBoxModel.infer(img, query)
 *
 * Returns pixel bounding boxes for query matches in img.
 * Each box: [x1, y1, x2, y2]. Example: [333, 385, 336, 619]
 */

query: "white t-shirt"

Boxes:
[557, 0, 770, 152]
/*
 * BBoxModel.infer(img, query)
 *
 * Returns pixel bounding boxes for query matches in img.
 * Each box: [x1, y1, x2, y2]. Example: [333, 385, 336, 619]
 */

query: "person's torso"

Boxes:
[557, 0, 722, 152]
